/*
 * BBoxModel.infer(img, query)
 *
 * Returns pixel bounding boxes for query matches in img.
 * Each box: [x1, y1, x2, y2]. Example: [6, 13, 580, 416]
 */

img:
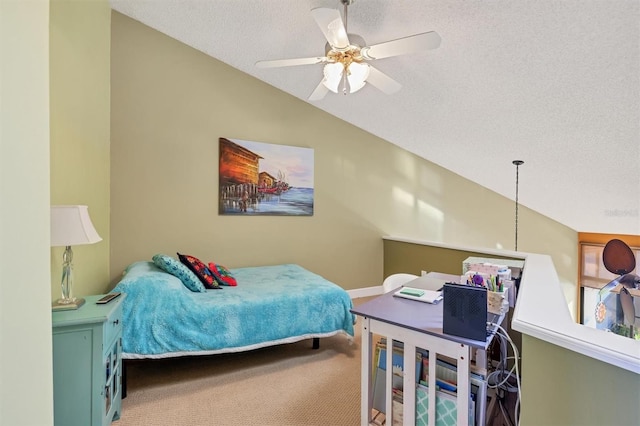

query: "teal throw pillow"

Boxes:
[152, 254, 207, 292]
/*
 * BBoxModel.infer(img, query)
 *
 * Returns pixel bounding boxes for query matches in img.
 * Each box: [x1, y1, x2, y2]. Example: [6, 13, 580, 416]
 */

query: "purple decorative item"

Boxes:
[472, 274, 485, 286]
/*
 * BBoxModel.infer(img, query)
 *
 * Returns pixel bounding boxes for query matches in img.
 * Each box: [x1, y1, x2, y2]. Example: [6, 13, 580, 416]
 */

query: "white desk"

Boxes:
[351, 273, 501, 426]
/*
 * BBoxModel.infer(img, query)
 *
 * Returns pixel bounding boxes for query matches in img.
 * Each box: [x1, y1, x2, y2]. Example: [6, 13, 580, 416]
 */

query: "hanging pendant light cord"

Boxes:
[513, 160, 524, 251]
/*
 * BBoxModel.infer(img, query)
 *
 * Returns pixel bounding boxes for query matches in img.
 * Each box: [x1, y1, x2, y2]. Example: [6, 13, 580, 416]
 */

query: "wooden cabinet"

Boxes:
[52, 294, 125, 426]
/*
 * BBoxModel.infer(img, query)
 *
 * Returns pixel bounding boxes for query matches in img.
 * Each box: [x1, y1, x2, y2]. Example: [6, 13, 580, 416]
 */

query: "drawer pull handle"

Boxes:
[113, 319, 119, 326]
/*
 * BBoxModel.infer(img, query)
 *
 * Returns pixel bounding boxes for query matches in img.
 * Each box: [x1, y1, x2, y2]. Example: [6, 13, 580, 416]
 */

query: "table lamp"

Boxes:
[51, 205, 102, 311]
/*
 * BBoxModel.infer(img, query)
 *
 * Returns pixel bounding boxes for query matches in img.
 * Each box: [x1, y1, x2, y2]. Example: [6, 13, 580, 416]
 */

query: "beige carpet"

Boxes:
[113, 298, 373, 426]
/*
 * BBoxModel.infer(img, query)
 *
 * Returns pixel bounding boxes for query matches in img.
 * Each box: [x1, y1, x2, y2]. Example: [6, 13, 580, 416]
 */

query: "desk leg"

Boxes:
[428, 350, 437, 426]
[384, 339, 393, 423]
[360, 317, 372, 426]
[403, 342, 417, 426]
[455, 344, 471, 426]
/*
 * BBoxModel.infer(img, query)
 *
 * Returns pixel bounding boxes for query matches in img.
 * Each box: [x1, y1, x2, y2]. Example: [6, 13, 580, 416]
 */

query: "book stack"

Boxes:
[371, 338, 486, 426]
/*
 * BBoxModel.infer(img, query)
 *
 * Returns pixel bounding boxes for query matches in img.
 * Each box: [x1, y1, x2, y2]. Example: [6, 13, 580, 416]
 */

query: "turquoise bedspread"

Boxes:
[112, 261, 355, 359]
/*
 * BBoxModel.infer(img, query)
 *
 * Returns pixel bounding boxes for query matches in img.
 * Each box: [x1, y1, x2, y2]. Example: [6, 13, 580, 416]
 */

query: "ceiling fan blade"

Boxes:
[311, 7, 350, 50]
[308, 80, 330, 101]
[366, 66, 402, 94]
[255, 57, 328, 68]
[362, 31, 441, 60]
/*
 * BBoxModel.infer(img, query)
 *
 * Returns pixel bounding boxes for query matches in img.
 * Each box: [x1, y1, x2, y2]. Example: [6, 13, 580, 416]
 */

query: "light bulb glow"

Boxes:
[322, 63, 344, 93]
[347, 62, 370, 93]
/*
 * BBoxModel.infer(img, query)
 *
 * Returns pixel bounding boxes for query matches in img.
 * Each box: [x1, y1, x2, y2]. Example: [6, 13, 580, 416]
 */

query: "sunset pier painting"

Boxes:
[218, 138, 314, 216]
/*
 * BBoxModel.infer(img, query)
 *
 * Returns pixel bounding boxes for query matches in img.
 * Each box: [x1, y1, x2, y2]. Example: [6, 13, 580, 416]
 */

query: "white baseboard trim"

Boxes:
[347, 286, 383, 299]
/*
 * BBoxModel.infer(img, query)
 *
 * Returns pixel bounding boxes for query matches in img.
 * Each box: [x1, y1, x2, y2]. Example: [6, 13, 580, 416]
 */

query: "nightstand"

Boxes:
[52, 294, 126, 426]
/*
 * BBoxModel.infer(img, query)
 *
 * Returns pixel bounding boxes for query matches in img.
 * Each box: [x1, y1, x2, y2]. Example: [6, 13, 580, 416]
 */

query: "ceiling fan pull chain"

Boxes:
[342, 71, 348, 95]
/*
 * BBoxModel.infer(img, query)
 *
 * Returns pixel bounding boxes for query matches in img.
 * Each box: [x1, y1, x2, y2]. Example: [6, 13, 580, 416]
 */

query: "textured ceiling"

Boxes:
[110, 0, 640, 235]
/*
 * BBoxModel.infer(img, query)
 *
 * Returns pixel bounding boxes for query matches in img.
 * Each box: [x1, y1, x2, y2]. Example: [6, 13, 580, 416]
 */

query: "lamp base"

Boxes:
[52, 298, 86, 311]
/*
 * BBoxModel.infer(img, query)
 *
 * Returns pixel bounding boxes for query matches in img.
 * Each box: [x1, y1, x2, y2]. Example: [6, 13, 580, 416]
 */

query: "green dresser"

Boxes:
[52, 294, 125, 426]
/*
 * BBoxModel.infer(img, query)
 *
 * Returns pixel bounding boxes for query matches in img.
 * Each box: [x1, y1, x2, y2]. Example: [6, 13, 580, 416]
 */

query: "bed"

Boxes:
[111, 260, 356, 359]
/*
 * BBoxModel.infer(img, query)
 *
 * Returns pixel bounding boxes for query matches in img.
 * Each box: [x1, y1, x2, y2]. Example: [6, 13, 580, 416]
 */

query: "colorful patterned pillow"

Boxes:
[208, 262, 238, 286]
[152, 254, 206, 292]
[177, 253, 221, 290]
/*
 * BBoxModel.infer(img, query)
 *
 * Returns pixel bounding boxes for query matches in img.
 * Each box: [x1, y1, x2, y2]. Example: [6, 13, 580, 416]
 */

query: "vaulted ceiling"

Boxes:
[110, 0, 640, 235]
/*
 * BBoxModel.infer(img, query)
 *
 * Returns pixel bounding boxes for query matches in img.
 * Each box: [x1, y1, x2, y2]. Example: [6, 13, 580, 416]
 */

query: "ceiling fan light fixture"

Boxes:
[347, 62, 370, 93]
[322, 62, 344, 93]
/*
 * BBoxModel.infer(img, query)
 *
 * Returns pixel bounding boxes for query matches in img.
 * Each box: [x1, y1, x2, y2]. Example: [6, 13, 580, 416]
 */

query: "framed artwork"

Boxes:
[218, 137, 314, 216]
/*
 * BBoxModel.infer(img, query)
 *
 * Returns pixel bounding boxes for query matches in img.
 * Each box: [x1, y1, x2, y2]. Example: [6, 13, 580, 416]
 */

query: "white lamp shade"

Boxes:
[322, 62, 370, 94]
[347, 62, 370, 93]
[51, 205, 102, 247]
[322, 63, 344, 93]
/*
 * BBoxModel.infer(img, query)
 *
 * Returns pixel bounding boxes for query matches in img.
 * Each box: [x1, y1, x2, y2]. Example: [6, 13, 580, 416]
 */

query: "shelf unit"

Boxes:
[370, 339, 489, 426]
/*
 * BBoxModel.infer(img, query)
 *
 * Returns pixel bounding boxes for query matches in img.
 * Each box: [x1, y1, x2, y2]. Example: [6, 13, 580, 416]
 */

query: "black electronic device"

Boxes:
[96, 292, 121, 304]
[442, 283, 488, 341]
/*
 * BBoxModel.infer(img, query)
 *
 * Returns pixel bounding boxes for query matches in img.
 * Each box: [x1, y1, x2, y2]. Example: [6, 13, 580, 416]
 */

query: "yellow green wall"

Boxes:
[109, 12, 578, 304]
[1, 1, 53, 425]
[383, 239, 522, 277]
[50, 0, 111, 299]
[520, 335, 640, 425]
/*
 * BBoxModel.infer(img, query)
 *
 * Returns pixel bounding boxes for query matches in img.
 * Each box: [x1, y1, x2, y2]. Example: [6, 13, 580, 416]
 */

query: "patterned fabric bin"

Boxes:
[415, 384, 474, 426]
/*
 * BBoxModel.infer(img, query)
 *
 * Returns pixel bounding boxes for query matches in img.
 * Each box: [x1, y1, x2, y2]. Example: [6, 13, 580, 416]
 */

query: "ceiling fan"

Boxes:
[255, 0, 441, 101]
